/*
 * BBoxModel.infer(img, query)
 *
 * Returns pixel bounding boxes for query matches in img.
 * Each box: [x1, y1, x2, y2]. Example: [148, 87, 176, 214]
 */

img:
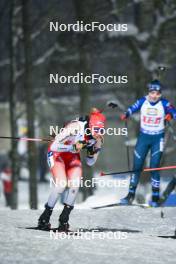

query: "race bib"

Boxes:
[140, 100, 165, 134]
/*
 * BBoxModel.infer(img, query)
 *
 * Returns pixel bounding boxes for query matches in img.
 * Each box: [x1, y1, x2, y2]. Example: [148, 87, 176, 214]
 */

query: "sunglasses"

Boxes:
[149, 85, 161, 91]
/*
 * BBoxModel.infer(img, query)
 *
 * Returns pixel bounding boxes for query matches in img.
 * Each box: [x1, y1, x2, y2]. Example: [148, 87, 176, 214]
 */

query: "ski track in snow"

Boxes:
[0, 207, 176, 264]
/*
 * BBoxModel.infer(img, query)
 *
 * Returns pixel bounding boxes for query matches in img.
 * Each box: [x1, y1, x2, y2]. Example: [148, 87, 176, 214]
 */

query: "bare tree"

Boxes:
[9, 0, 20, 209]
[22, 0, 38, 209]
[73, 0, 94, 200]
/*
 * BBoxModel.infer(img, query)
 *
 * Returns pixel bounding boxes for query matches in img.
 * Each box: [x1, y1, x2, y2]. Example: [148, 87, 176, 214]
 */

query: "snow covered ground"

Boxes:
[0, 174, 170, 209]
[0, 207, 176, 264]
[0, 174, 130, 209]
[0, 175, 175, 263]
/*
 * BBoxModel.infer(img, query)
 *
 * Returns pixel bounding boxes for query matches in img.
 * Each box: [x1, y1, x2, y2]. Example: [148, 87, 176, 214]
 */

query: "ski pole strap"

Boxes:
[101, 165, 176, 176]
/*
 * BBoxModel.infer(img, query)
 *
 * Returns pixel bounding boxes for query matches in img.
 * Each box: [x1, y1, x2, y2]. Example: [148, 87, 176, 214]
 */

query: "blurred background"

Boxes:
[0, 0, 176, 209]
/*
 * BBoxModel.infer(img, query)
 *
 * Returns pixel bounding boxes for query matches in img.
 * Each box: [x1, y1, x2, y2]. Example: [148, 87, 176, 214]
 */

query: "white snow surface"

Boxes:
[0, 207, 176, 264]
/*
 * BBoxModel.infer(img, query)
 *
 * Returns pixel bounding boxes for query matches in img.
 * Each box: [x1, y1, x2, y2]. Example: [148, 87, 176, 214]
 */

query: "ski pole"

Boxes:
[100, 165, 176, 176]
[167, 122, 176, 141]
[0, 136, 52, 142]
[157, 66, 167, 81]
[105, 101, 132, 172]
[125, 120, 131, 173]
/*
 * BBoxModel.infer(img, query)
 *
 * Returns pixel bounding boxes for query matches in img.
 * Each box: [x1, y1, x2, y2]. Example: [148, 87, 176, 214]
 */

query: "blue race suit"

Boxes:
[126, 96, 176, 202]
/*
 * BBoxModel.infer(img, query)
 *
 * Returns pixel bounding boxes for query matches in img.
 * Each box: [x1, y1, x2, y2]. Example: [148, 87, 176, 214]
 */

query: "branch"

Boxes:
[33, 43, 66, 66]
[107, 5, 176, 72]
[31, 20, 49, 40]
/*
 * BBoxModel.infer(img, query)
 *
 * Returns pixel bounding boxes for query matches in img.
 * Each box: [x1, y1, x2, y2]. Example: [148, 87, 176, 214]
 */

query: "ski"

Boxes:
[25, 226, 80, 235]
[26, 226, 141, 234]
[158, 235, 176, 239]
[92, 203, 150, 209]
[77, 227, 141, 233]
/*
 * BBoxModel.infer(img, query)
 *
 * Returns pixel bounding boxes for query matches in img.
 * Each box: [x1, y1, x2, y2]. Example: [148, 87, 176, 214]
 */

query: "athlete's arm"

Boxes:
[126, 97, 146, 117]
[161, 99, 176, 120]
[121, 97, 146, 120]
[50, 122, 79, 152]
[86, 137, 103, 166]
[50, 140, 75, 152]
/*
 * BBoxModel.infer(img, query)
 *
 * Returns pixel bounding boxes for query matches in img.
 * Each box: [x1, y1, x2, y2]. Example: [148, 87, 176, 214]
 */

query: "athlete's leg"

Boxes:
[159, 176, 176, 204]
[121, 133, 150, 204]
[130, 133, 150, 192]
[47, 159, 67, 208]
[150, 135, 164, 205]
[64, 157, 82, 206]
[38, 154, 67, 230]
[58, 154, 82, 231]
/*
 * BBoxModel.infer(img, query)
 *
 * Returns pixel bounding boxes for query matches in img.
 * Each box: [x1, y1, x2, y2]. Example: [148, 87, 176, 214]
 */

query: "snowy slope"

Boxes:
[0, 207, 176, 264]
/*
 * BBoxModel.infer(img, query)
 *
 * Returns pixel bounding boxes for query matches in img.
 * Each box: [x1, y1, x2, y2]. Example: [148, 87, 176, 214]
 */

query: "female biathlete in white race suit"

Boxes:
[38, 108, 106, 231]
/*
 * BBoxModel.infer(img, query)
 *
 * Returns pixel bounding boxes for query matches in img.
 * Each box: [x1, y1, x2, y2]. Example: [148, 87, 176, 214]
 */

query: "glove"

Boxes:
[165, 114, 172, 122]
[120, 113, 128, 121]
[87, 146, 101, 157]
[73, 142, 85, 152]
[108, 102, 118, 109]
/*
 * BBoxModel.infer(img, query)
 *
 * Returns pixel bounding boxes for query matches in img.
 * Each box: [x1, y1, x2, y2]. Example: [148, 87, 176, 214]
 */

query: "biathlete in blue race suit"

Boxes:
[120, 80, 176, 207]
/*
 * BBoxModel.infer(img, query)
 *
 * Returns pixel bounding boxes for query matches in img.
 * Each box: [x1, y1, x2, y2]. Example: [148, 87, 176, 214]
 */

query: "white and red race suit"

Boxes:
[46, 119, 103, 207]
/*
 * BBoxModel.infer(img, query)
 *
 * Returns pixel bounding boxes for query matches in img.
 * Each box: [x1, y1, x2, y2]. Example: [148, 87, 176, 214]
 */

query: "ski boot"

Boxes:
[58, 222, 70, 232]
[150, 188, 160, 207]
[158, 193, 168, 206]
[57, 204, 74, 232]
[149, 201, 159, 207]
[120, 192, 135, 205]
[38, 204, 53, 230]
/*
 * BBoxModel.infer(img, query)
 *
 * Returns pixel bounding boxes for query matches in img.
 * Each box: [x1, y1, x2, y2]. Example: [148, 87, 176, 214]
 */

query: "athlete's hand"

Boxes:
[165, 114, 172, 122]
[74, 142, 84, 152]
[120, 114, 127, 121]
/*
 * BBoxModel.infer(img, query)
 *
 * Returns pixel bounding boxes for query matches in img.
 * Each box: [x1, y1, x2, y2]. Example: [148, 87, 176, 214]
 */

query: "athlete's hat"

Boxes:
[89, 108, 106, 134]
[148, 79, 162, 92]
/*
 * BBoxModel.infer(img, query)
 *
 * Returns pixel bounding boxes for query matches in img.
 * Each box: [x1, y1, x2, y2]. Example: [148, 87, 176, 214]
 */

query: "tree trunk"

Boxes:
[22, 0, 38, 209]
[74, 0, 94, 200]
[9, 0, 20, 209]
